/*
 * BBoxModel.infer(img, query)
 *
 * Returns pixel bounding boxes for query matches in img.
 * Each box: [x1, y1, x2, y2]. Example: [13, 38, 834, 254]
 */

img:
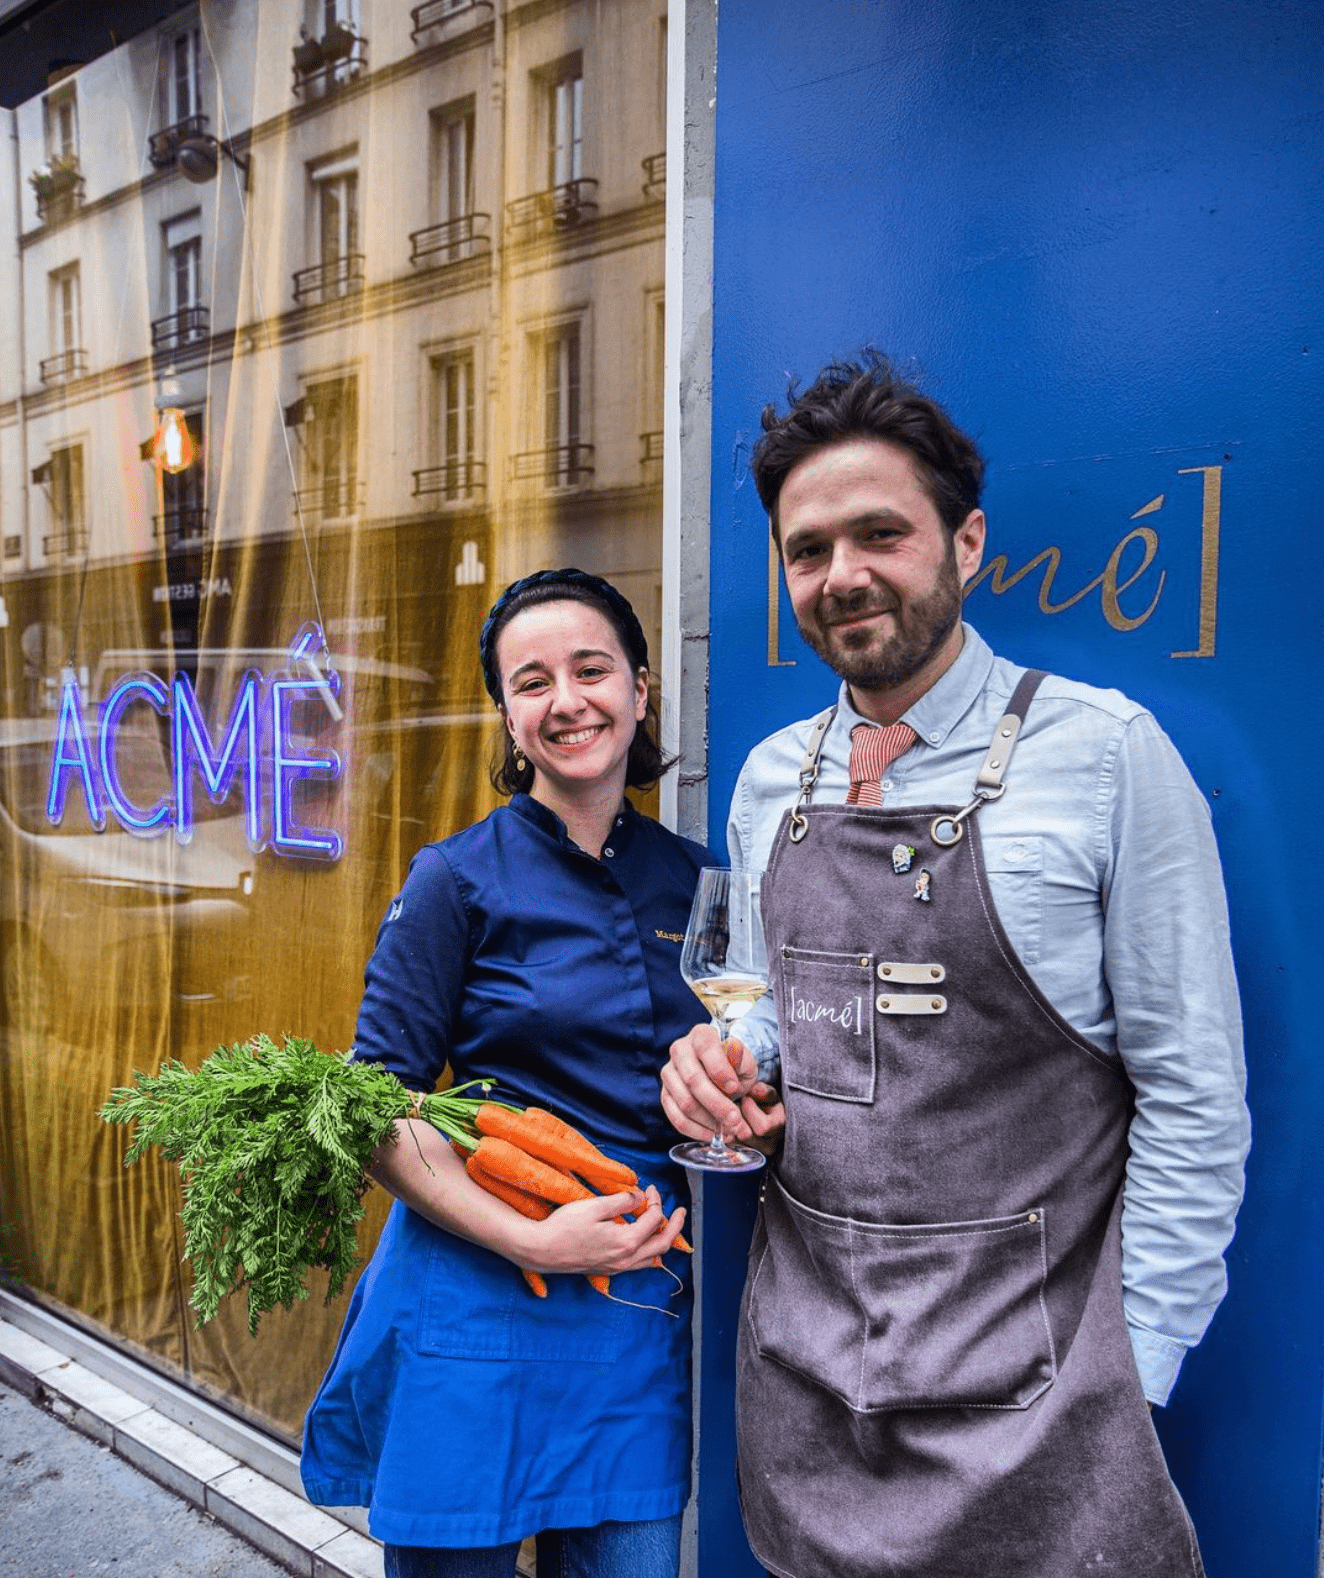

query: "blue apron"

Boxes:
[301, 1150, 692, 1548]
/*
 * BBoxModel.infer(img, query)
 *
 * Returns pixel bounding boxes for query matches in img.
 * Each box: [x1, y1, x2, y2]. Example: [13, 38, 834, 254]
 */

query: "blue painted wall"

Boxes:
[700, 3, 1323, 1574]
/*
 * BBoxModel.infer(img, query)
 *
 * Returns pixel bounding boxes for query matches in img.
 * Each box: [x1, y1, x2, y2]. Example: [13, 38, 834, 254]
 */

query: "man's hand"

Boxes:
[662, 1023, 785, 1151]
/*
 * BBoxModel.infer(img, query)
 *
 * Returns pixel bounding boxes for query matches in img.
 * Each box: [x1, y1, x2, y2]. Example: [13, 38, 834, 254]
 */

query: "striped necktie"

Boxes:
[846, 721, 918, 806]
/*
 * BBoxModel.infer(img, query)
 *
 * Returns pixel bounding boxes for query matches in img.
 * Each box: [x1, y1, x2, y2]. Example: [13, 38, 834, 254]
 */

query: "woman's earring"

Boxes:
[512, 742, 527, 771]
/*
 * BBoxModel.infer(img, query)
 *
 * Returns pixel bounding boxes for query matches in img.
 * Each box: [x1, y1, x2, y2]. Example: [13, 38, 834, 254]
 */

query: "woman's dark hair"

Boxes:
[750, 349, 986, 538]
[478, 567, 676, 796]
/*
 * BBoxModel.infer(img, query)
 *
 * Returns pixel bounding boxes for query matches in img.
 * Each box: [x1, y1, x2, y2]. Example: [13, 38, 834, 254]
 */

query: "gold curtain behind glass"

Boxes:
[0, 0, 667, 1440]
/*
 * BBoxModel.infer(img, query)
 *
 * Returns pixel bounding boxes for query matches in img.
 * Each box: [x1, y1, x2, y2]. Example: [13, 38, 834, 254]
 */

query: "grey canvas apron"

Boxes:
[737, 672, 1204, 1578]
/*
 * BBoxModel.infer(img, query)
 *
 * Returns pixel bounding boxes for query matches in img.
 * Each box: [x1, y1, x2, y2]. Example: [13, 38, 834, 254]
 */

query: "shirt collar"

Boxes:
[508, 791, 637, 854]
[836, 623, 996, 749]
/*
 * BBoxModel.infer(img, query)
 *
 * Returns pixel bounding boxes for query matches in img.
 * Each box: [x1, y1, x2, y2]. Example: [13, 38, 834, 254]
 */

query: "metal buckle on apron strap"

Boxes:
[930, 670, 1046, 847]
[788, 707, 836, 843]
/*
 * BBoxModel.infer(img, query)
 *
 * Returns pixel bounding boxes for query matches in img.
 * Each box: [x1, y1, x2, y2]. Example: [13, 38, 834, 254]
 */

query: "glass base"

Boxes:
[669, 1137, 767, 1174]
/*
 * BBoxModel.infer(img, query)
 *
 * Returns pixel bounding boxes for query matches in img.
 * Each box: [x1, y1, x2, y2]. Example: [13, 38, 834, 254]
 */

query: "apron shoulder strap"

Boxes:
[973, 668, 1047, 796]
[932, 668, 1048, 847]
[787, 706, 837, 843]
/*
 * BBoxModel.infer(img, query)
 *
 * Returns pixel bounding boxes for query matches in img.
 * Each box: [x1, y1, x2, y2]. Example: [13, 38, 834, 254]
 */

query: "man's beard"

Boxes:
[797, 546, 963, 693]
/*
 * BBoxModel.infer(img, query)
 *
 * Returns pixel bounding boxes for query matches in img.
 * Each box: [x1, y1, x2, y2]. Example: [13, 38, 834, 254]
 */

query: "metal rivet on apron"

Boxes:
[1028, 1212, 1039, 1224]
[930, 967, 942, 979]
[859, 956, 869, 968]
[879, 964, 892, 977]
[931, 999, 942, 1009]
[877, 997, 890, 1011]
[782, 946, 791, 958]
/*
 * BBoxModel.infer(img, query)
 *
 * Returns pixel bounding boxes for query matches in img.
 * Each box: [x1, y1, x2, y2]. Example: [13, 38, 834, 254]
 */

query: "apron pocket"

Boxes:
[777, 947, 877, 1103]
[748, 1177, 1056, 1412]
[415, 1218, 628, 1364]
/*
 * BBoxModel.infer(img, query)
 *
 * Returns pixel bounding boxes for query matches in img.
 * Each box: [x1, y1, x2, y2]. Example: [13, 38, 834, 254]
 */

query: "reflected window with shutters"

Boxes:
[303, 374, 359, 521]
[431, 350, 477, 502]
[46, 444, 86, 558]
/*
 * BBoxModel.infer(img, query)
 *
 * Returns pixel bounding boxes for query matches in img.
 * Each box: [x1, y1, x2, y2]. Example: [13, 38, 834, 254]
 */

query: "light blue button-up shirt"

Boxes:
[726, 625, 1250, 1406]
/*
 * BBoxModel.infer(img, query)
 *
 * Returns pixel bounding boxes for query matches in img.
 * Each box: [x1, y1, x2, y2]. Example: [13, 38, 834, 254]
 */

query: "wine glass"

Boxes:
[669, 867, 770, 1174]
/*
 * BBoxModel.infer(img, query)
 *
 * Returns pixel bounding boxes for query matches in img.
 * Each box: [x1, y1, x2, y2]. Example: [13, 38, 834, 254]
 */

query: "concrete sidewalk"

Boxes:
[1, 1377, 294, 1577]
[0, 1311, 381, 1578]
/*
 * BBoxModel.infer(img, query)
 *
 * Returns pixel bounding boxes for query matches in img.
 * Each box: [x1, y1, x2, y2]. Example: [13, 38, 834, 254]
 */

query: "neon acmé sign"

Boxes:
[45, 622, 345, 861]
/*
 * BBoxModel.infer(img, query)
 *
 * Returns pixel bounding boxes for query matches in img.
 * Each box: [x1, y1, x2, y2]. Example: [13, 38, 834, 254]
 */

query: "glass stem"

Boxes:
[711, 1014, 733, 1155]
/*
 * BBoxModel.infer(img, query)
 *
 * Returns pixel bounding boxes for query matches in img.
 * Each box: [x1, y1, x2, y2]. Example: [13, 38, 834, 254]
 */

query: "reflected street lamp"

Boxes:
[177, 133, 250, 191]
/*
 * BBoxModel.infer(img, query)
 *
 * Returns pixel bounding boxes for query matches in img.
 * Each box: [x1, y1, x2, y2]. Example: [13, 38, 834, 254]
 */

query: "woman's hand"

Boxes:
[371, 1120, 687, 1277]
[515, 1186, 687, 1276]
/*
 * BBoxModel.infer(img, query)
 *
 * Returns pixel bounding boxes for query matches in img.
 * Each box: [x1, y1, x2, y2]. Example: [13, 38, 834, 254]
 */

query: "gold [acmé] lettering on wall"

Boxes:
[765, 465, 1224, 664]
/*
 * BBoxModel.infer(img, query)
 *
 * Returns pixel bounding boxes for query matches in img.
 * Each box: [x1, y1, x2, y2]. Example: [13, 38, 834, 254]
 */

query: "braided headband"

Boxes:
[478, 567, 650, 704]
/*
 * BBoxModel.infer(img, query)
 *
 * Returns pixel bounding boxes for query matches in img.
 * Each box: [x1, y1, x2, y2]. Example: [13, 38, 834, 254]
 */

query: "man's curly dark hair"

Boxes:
[750, 350, 986, 541]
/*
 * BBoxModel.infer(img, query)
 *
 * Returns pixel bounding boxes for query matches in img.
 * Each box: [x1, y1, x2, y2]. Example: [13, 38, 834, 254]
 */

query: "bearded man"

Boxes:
[662, 353, 1249, 1578]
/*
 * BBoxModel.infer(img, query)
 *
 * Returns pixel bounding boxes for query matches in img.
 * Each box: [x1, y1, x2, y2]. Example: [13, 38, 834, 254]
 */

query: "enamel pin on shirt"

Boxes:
[892, 843, 916, 874]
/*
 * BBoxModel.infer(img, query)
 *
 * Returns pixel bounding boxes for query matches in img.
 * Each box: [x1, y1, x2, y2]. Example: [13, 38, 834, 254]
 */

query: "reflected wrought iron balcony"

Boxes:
[42, 526, 88, 557]
[39, 348, 88, 385]
[148, 114, 210, 169]
[31, 156, 84, 224]
[640, 431, 664, 464]
[510, 443, 595, 488]
[505, 179, 599, 239]
[292, 254, 366, 305]
[293, 477, 365, 521]
[154, 507, 210, 548]
[151, 306, 211, 353]
[292, 25, 368, 96]
[410, 0, 492, 45]
[642, 153, 665, 201]
[411, 459, 487, 502]
[409, 212, 491, 267]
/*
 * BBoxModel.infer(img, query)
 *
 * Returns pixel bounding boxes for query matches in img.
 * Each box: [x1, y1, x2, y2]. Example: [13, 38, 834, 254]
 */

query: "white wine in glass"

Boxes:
[670, 867, 770, 1174]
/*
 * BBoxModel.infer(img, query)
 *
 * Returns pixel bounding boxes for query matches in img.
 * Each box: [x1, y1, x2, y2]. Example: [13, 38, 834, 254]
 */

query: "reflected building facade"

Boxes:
[0, 0, 668, 1440]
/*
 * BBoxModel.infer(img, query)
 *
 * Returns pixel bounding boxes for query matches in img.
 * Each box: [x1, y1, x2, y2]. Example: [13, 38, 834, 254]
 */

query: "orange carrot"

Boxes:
[464, 1154, 551, 1299]
[471, 1136, 597, 1207]
[465, 1153, 555, 1220]
[586, 1272, 611, 1298]
[475, 1105, 638, 1190]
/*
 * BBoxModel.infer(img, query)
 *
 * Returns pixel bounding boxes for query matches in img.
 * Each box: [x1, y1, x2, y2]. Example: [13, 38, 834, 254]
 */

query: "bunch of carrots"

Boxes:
[453, 1103, 692, 1302]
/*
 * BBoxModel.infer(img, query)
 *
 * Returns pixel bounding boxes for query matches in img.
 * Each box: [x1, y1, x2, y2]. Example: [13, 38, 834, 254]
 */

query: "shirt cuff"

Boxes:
[1127, 1318, 1189, 1407]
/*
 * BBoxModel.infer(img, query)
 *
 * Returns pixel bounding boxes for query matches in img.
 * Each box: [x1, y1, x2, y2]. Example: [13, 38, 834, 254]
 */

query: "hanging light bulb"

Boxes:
[156, 407, 196, 475]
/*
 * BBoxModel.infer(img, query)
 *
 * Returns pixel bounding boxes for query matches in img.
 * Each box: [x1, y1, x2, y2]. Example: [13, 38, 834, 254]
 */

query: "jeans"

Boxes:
[384, 1513, 684, 1578]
